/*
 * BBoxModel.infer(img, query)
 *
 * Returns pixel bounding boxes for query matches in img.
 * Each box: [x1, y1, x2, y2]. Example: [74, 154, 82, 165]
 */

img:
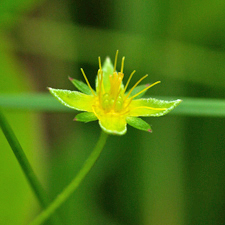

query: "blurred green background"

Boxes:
[0, 0, 225, 224]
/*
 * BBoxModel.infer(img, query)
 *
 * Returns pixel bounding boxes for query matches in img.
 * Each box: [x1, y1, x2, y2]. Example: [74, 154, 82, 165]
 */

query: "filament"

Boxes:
[132, 106, 167, 111]
[114, 50, 119, 72]
[98, 57, 102, 71]
[120, 57, 125, 73]
[124, 74, 148, 100]
[97, 69, 102, 96]
[130, 81, 161, 100]
[97, 57, 104, 97]
[92, 105, 99, 119]
[80, 68, 96, 96]
[123, 70, 136, 93]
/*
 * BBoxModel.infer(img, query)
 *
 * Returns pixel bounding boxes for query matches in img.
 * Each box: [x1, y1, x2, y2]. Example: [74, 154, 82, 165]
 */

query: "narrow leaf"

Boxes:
[0, 110, 62, 224]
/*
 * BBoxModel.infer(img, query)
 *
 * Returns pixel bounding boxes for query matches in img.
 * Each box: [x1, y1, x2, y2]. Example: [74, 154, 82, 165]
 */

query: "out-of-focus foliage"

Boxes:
[0, 0, 225, 225]
[0, 1, 46, 224]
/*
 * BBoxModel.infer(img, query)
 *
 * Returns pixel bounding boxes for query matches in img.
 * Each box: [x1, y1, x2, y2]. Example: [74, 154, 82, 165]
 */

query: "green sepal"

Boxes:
[75, 112, 98, 123]
[126, 117, 152, 132]
[128, 84, 149, 99]
[102, 57, 114, 76]
[69, 77, 94, 95]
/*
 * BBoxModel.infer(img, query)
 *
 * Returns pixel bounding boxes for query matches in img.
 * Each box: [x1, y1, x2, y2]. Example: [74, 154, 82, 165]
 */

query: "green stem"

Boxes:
[0, 110, 61, 225]
[29, 130, 109, 225]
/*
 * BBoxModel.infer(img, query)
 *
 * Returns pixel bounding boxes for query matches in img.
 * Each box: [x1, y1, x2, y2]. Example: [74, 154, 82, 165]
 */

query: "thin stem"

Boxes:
[1, 94, 225, 117]
[0, 110, 61, 225]
[29, 130, 109, 225]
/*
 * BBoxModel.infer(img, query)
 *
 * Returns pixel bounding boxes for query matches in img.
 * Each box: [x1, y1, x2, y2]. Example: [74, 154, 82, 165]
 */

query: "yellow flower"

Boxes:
[49, 51, 181, 135]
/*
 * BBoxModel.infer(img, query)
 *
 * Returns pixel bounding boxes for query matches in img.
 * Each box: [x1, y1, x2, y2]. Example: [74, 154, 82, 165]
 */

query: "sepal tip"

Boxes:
[68, 76, 74, 81]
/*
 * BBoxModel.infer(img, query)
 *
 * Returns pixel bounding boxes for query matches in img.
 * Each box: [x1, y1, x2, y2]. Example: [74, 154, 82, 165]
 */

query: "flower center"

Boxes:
[101, 92, 124, 112]
[80, 50, 162, 118]
[100, 71, 124, 112]
[95, 52, 127, 114]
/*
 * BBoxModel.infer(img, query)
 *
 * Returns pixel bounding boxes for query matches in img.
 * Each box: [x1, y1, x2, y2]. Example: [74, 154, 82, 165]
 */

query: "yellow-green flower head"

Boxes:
[49, 51, 182, 135]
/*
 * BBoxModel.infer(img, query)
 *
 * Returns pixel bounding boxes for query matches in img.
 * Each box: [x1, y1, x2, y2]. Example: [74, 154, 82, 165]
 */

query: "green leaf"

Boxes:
[0, 37, 45, 224]
[96, 57, 114, 92]
[75, 112, 98, 123]
[126, 117, 152, 132]
[69, 77, 93, 95]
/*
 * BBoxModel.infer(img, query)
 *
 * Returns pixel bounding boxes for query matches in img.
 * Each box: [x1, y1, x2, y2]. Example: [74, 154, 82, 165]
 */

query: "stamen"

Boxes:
[123, 70, 136, 93]
[92, 105, 100, 119]
[121, 105, 167, 116]
[100, 69, 104, 93]
[132, 106, 167, 111]
[97, 56, 104, 96]
[124, 74, 148, 100]
[121, 57, 125, 73]
[97, 69, 102, 95]
[109, 74, 114, 89]
[114, 50, 119, 72]
[98, 57, 102, 71]
[80, 68, 96, 96]
[130, 81, 161, 99]
[112, 86, 122, 110]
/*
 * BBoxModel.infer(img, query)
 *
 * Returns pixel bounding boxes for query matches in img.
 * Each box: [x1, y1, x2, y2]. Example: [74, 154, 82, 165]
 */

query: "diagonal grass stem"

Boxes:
[29, 130, 108, 225]
[0, 110, 61, 225]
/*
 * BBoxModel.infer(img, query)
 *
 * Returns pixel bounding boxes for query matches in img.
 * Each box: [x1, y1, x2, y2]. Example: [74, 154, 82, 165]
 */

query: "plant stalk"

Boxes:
[29, 130, 108, 225]
[0, 110, 61, 225]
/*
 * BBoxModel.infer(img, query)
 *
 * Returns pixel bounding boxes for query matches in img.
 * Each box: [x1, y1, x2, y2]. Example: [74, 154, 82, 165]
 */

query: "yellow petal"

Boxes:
[49, 88, 95, 112]
[98, 113, 127, 135]
[129, 98, 182, 117]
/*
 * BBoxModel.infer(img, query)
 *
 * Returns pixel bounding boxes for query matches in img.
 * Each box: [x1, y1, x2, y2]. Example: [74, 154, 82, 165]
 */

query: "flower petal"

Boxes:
[129, 98, 182, 117]
[75, 112, 98, 123]
[98, 114, 127, 135]
[126, 117, 152, 132]
[49, 88, 95, 112]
